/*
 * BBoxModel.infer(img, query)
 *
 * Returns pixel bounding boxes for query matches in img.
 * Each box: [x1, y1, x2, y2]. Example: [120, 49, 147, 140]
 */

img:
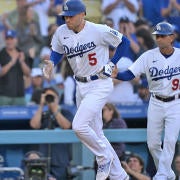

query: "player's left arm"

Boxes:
[110, 36, 130, 65]
[101, 36, 130, 78]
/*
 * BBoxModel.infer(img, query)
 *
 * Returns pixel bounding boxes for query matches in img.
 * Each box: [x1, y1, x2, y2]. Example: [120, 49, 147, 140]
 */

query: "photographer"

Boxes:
[30, 87, 73, 180]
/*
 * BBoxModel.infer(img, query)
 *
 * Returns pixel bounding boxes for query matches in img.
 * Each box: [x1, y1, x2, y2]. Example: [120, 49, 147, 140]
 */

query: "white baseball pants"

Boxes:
[147, 96, 180, 180]
[72, 78, 128, 180]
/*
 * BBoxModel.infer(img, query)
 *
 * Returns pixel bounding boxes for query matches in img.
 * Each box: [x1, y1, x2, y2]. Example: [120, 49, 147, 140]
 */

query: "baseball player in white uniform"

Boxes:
[42, 0, 130, 179]
[113, 21, 180, 180]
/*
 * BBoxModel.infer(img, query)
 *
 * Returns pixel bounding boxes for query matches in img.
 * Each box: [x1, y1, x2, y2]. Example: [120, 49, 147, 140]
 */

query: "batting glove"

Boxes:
[98, 62, 115, 79]
[41, 60, 54, 79]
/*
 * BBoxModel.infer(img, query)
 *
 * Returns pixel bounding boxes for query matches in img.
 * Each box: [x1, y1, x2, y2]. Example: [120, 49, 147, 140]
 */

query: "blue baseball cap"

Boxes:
[5, 30, 17, 38]
[152, 22, 174, 35]
[60, 0, 86, 17]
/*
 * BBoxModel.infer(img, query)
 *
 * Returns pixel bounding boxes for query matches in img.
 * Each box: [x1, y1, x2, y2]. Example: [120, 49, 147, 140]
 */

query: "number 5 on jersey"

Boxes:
[88, 53, 97, 66]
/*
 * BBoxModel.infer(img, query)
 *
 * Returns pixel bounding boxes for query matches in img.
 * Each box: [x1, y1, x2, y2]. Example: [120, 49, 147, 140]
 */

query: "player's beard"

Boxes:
[66, 22, 78, 32]
[66, 24, 73, 30]
[67, 19, 85, 33]
[157, 42, 169, 49]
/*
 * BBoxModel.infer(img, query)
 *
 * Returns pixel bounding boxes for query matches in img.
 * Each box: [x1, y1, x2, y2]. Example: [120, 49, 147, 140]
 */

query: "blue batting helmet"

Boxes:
[152, 22, 174, 35]
[60, 0, 86, 17]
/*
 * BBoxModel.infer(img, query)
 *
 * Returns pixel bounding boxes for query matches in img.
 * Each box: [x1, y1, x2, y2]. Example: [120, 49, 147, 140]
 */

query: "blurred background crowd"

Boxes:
[0, 0, 180, 106]
[0, 0, 180, 180]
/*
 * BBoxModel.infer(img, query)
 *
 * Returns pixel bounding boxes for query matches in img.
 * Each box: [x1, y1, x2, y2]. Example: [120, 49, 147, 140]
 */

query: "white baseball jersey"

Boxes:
[129, 47, 180, 96]
[51, 21, 123, 77]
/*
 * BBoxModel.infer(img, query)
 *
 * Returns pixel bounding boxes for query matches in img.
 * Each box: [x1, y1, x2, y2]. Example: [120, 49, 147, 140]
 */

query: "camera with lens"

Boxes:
[23, 158, 48, 180]
[45, 94, 55, 103]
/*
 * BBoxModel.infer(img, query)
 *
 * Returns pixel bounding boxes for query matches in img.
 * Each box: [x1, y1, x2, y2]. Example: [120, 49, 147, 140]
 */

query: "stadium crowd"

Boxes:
[0, 0, 180, 179]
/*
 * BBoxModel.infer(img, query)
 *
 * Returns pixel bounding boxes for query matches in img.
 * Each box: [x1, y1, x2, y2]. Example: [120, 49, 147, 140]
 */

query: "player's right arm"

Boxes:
[42, 51, 63, 79]
[42, 27, 64, 79]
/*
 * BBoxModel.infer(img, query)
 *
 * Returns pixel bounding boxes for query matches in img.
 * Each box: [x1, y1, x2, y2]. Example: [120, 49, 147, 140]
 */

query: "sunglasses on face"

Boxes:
[155, 34, 169, 38]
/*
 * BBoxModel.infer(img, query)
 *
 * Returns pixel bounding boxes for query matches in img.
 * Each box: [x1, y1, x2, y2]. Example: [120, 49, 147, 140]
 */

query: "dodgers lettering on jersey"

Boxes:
[129, 47, 180, 96]
[149, 65, 180, 81]
[51, 21, 123, 76]
[63, 42, 96, 59]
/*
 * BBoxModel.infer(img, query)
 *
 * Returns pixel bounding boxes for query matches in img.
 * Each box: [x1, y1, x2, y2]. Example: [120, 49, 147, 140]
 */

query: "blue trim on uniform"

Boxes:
[90, 75, 99, 80]
[110, 36, 130, 65]
[50, 51, 63, 66]
[116, 70, 135, 81]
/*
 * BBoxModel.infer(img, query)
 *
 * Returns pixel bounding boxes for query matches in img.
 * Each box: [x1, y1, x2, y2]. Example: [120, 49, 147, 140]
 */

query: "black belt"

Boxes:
[152, 94, 180, 102]
[75, 75, 99, 83]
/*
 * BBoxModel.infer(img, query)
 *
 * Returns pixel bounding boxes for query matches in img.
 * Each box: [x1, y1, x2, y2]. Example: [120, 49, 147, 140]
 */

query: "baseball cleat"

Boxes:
[96, 158, 113, 180]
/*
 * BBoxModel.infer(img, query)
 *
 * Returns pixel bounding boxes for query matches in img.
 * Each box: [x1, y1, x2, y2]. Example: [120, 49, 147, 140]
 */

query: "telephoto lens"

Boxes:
[45, 94, 55, 103]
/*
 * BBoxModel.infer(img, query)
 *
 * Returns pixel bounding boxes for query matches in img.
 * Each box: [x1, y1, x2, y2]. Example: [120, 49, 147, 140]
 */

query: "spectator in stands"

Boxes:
[30, 87, 73, 180]
[0, 29, 30, 106]
[24, 150, 43, 160]
[22, 150, 56, 180]
[134, 77, 150, 104]
[103, 17, 114, 28]
[118, 17, 140, 62]
[136, 0, 143, 18]
[174, 154, 180, 180]
[121, 153, 151, 180]
[101, 0, 140, 30]
[16, 6, 43, 67]
[60, 57, 76, 106]
[172, 24, 180, 48]
[0, 17, 6, 51]
[140, 0, 163, 26]
[44, 23, 58, 48]
[134, 18, 152, 32]
[27, 0, 51, 39]
[2, 0, 28, 30]
[54, 73, 64, 103]
[30, 88, 43, 104]
[48, 0, 65, 26]
[30, 73, 64, 105]
[2, 0, 39, 30]
[25, 67, 44, 104]
[160, 0, 180, 35]
[135, 28, 156, 57]
[102, 103, 128, 159]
